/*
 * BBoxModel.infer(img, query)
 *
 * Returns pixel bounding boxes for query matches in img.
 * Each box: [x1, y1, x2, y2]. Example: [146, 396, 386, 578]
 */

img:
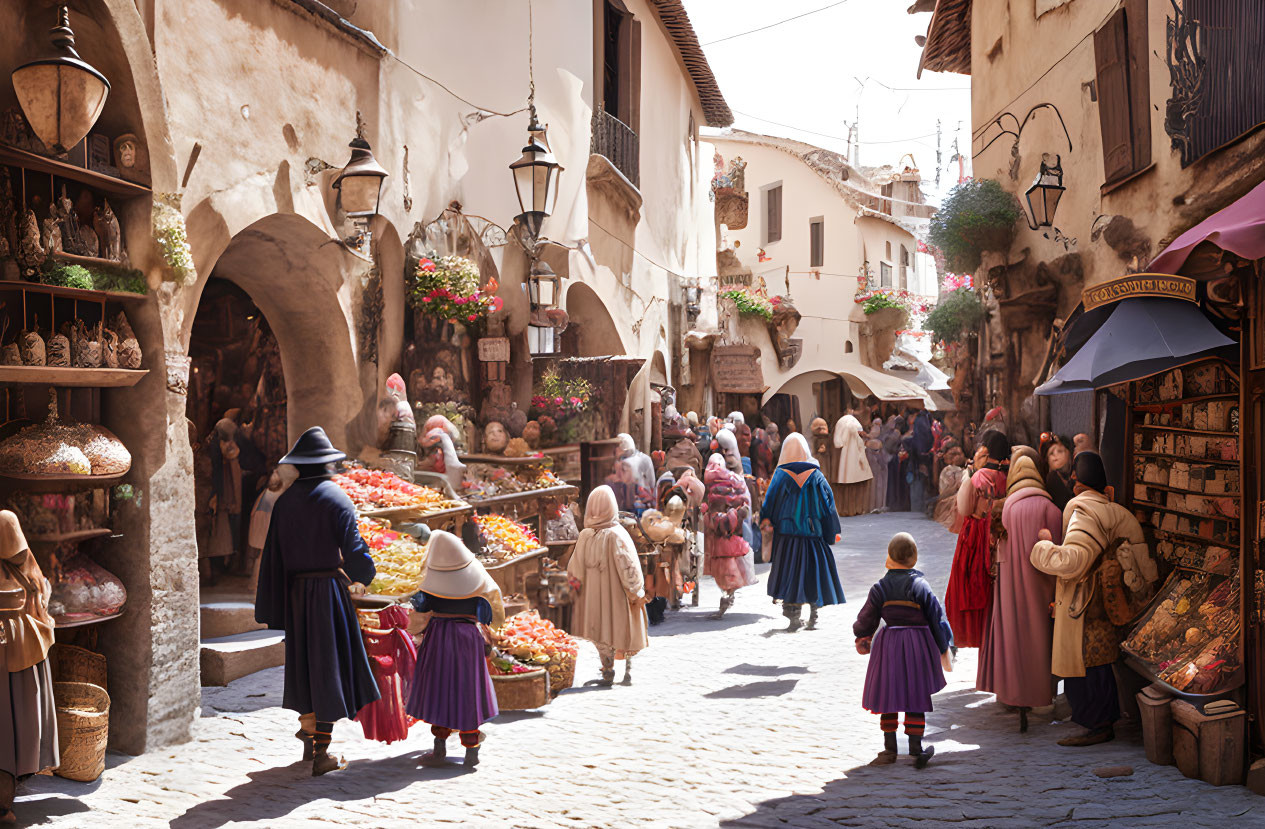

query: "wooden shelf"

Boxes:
[459, 454, 550, 465]
[0, 281, 147, 305]
[1136, 425, 1237, 437]
[0, 143, 151, 198]
[1133, 481, 1239, 498]
[466, 484, 578, 510]
[28, 527, 113, 545]
[1133, 500, 1239, 523]
[1133, 451, 1239, 466]
[0, 469, 128, 492]
[55, 610, 124, 629]
[0, 365, 148, 387]
[1152, 528, 1239, 546]
[1132, 393, 1239, 410]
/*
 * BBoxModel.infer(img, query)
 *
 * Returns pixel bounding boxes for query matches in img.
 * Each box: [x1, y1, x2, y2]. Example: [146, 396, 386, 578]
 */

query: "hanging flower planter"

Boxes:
[407, 254, 502, 326]
[720, 287, 779, 321]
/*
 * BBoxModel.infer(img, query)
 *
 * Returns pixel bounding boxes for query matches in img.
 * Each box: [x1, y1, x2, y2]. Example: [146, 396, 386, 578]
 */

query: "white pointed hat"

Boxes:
[418, 530, 499, 601]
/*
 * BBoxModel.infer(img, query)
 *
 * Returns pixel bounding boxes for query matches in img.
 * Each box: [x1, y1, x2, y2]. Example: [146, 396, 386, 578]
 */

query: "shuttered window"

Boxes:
[765, 184, 783, 244]
[880, 262, 892, 288]
[809, 218, 824, 267]
[1094, 2, 1150, 184]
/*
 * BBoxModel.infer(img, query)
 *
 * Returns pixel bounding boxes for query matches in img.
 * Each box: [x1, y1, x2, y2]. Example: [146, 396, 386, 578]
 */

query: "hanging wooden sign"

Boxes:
[711, 344, 764, 393]
[477, 337, 510, 362]
[1082, 273, 1197, 310]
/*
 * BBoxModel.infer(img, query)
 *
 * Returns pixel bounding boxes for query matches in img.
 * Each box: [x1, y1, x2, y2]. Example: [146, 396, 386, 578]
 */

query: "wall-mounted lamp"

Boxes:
[1024, 153, 1065, 229]
[333, 113, 388, 219]
[510, 106, 563, 246]
[11, 6, 110, 154]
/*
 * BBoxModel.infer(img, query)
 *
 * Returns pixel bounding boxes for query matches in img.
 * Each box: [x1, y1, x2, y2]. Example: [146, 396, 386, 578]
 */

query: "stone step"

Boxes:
[200, 629, 285, 687]
[200, 600, 264, 640]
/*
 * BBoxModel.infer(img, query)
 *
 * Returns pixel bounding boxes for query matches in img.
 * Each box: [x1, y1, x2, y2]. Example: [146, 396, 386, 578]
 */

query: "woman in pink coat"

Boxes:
[976, 448, 1062, 732]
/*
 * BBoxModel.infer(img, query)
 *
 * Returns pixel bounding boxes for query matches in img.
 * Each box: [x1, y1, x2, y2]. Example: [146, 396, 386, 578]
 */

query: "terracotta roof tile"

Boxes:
[648, 0, 734, 127]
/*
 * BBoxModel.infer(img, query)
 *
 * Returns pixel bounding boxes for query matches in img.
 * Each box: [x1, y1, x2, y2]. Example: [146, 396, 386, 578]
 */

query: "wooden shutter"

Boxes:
[1124, 0, 1151, 171]
[767, 186, 782, 243]
[628, 18, 642, 135]
[810, 219, 824, 267]
[1095, 9, 1134, 182]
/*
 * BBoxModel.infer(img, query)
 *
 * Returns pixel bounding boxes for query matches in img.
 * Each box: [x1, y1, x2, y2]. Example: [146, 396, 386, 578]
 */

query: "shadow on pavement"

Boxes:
[651, 612, 768, 636]
[704, 679, 799, 699]
[10, 792, 92, 826]
[723, 663, 813, 676]
[167, 753, 432, 828]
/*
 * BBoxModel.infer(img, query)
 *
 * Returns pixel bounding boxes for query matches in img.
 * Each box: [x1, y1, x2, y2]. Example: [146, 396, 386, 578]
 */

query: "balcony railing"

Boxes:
[591, 105, 639, 188]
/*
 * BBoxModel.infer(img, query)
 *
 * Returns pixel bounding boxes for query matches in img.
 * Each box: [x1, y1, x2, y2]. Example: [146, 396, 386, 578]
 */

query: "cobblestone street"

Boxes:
[18, 512, 1265, 828]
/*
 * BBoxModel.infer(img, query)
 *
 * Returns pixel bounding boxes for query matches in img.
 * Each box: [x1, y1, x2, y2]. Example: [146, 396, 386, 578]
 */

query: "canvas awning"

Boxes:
[1148, 179, 1265, 277]
[761, 361, 933, 407]
[1036, 298, 1235, 395]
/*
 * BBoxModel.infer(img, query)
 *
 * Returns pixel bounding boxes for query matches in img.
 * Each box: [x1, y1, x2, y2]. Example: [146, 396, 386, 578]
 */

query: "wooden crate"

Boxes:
[1171, 699, 1246, 786]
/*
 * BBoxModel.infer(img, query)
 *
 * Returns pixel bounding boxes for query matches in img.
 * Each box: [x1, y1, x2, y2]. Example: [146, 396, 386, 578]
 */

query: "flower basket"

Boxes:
[866, 306, 908, 331]
[407, 255, 501, 326]
[545, 650, 577, 697]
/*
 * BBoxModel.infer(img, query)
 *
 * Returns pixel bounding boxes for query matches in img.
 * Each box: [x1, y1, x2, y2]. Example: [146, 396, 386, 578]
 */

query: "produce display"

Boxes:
[493, 610, 577, 661]
[487, 647, 537, 675]
[1123, 569, 1242, 694]
[474, 514, 540, 564]
[0, 391, 131, 476]
[357, 517, 428, 597]
[461, 464, 567, 501]
[334, 466, 464, 513]
[6, 491, 107, 536]
[493, 610, 578, 694]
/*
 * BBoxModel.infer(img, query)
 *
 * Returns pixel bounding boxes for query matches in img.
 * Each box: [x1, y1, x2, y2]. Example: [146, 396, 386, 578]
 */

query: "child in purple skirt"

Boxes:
[854, 532, 954, 768]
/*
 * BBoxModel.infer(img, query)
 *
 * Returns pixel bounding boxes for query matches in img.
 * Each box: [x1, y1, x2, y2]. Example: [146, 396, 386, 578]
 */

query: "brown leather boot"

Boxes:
[312, 744, 347, 776]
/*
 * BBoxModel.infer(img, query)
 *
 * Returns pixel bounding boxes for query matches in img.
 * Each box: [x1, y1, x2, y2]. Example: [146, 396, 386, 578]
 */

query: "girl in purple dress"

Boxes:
[854, 532, 954, 768]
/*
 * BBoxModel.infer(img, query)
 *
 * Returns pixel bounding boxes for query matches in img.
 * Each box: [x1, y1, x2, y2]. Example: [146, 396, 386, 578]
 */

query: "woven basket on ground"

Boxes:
[491, 668, 550, 710]
[545, 650, 576, 697]
[53, 681, 110, 782]
[49, 644, 108, 688]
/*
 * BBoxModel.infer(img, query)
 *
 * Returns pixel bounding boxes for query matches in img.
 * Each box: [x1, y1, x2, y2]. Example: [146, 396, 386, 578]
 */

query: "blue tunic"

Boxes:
[255, 475, 380, 722]
[761, 462, 845, 606]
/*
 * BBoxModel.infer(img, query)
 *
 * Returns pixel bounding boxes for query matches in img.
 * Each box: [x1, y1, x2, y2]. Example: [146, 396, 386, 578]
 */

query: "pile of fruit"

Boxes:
[461, 465, 568, 501]
[334, 466, 463, 513]
[492, 610, 578, 661]
[357, 517, 428, 597]
[474, 514, 540, 563]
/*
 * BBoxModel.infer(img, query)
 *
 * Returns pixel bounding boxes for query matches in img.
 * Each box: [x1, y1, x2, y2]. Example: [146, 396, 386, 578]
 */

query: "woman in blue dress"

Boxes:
[762, 433, 845, 632]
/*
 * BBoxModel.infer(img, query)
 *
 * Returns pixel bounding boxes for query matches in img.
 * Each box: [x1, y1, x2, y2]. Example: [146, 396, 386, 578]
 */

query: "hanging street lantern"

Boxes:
[333, 114, 388, 218]
[510, 106, 563, 244]
[1025, 154, 1065, 229]
[11, 6, 110, 155]
[526, 256, 560, 309]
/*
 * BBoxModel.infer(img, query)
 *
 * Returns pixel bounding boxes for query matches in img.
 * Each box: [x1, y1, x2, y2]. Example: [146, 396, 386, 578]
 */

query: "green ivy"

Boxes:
[720, 289, 774, 321]
[862, 293, 904, 314]
[38, 259, 147, 295]
[928, 179, 1022, 273]
[40, 262, 94, 290]
[924, 287, 986, 345]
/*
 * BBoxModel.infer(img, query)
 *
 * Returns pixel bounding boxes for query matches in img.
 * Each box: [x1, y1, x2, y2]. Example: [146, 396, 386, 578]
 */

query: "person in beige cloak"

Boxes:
[832, 410, 874, 517]
[567, 485, 650, 687]
[1031, 451, 1156, 747]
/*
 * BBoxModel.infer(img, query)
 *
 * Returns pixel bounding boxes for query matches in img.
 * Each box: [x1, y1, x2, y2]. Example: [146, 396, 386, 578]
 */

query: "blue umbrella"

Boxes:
[1036, 298, 1235, 395]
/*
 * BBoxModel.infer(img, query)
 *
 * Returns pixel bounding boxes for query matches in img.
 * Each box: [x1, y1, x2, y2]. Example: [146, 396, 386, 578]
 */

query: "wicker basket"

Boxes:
[491, 668, 550, 710]
[49, 644, 108, 688]
[53, 682, 110, 782]
[545, 650, 577, 697]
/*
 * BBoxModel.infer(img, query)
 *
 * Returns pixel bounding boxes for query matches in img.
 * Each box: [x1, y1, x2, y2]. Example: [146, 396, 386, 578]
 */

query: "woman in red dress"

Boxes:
[945, 431, 1009, 648]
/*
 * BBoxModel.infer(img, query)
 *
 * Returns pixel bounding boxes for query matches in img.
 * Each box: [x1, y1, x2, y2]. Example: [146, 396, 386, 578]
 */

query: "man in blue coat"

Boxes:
[255, 427, 380, 775]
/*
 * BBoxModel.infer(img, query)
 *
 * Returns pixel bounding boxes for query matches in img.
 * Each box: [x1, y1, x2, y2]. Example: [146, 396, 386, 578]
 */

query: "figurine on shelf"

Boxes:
[16, 209, 44, 276]
[54, 187, 87, 257]
[39, 213, 62, 257]
[113, 133, 149, 184]
[93, 200, 124, 265]
[482, 421, 509, 454]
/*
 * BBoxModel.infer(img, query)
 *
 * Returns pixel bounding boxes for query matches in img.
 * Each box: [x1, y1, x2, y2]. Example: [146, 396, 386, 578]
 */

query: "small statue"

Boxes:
[15, 209, 45, 275]
[55, 186, 85, 255]
[40, 214, 62, 256]
[78, 223, 99, 258]
[94, 199, 122, 263]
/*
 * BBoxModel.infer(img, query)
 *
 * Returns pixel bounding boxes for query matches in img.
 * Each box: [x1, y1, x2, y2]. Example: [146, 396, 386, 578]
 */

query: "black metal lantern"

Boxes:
[1025, 154, 1065, 229]
[526, 257, 561, 309]
[11, 6, 110, 154]
[510, 107, 563, 243]
[333, 115, 388, 218]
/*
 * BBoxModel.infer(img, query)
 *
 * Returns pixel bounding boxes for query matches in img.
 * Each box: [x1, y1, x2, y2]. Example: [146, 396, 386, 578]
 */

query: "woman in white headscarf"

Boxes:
[832, 409, 874, 517]
[612, 433, 657, 514]
[568, 486, 650, 686]
[762, 433, 844, 631]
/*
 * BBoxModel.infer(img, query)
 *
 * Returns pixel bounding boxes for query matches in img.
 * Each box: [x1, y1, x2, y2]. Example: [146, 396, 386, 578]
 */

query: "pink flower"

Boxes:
[467, 314, 477, 322]
[554, 396, 564, 405]
[422, 297, 432, 303]
[455, 296, 466, 305]
[420, 258, 436, 272]
[570, 396, 581, 405]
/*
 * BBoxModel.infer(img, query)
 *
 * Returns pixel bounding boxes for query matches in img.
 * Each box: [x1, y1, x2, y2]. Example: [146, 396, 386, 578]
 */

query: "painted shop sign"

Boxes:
[477, 337, 511, 362]
[711, 344, 764, 393]
[1082, 273, 1197, 311]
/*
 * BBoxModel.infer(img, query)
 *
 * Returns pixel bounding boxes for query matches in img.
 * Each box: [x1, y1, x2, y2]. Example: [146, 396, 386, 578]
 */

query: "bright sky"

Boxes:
[684, 0, 972, 203]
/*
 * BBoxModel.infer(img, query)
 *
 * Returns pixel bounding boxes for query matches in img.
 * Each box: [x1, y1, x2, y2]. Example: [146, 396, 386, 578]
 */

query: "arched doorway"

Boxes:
[561, 281, 626, 357]
[187, 278, 285, 590]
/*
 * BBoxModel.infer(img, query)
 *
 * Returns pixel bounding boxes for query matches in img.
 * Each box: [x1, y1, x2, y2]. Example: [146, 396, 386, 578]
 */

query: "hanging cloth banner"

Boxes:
[1082, 273, 1197, 311]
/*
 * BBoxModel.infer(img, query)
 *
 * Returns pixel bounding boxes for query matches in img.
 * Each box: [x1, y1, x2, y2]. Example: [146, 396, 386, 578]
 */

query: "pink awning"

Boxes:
[1148, 179, 1265, 276]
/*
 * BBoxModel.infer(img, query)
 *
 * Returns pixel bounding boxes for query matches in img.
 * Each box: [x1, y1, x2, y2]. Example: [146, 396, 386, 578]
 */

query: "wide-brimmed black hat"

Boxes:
[279, 426, 346, 465]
